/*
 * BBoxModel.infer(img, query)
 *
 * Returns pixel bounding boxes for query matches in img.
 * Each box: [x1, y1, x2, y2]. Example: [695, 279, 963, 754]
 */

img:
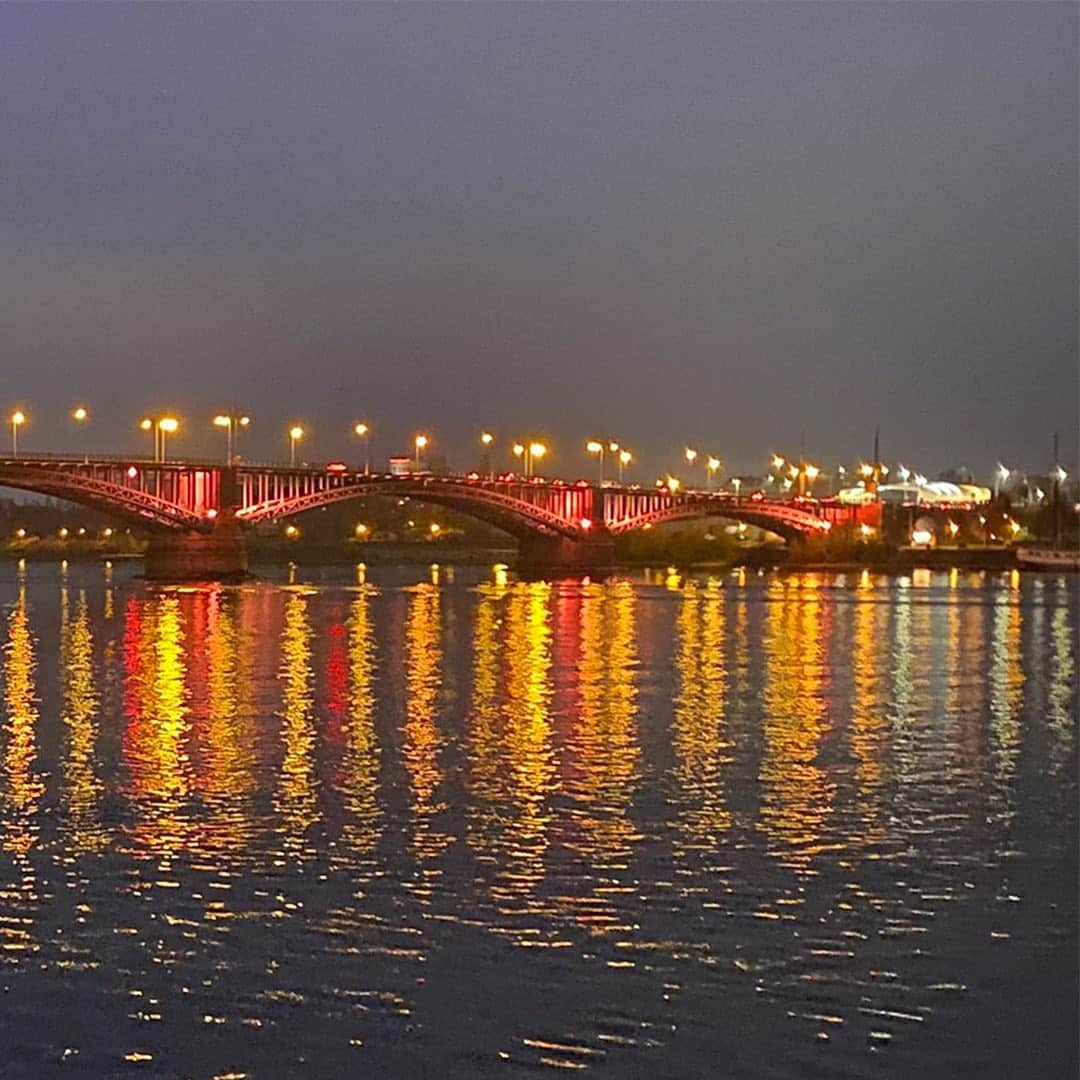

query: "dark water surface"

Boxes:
[0, 561, 1075, 1079]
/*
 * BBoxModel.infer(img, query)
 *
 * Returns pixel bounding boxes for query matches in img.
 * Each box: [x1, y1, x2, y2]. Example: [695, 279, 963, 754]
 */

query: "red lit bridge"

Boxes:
[0, 454, 877, 578]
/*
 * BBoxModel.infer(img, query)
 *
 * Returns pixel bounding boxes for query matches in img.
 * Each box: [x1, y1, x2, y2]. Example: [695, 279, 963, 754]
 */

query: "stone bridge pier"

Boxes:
[144, 512, 249, 580]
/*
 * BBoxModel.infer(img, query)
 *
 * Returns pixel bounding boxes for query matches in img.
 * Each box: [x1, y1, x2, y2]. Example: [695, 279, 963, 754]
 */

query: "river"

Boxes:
[0, 561, 1075, 1078]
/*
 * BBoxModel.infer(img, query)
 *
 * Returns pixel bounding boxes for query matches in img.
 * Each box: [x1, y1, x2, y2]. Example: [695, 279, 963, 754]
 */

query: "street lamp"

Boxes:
[706, 455, 722, 490]
[618, 448, 632, 483]
[414, 433, 429, 471]
[354, 422, 371, 475]
[480, 431, 494, 478]
[995, 462, 1010, 497]
[586, 440, 605, 483]
[71, 406, 89, 462]
[214, 413, 250, 464]
[9, 410, 26, 455]
[529, 442, 547, 476]
[157, 417, 179, 463]
[289, 424, 304, 467]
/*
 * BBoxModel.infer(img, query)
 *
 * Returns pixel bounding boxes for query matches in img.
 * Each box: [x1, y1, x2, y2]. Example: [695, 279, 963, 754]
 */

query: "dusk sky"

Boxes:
[2, 3, 1076, 478]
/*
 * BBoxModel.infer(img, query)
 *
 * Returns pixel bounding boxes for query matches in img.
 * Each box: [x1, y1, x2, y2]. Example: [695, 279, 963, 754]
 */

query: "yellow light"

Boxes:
[239, 416, 250, 427]
[804, 464, 820, 481]
[157, 417, 178, 434]
[429, 522, 441, 535]
[284, 524, 299, 538]
[58, 527, 69, 539]
[608, 441, 619, 453]
[529, 442, 546, 459]
[354, 523, 369, 537]
[354, 422, 368, 437]
[480, 431, 493, 446]
[788, 464, 799, 478]
[513, 443, 525, 457]
[586, 441, 603, 454]
[667, 476, 681, 493]
[580, 517, 592, 530]
[289, 425, 304, 440]
[771, 454, 785, 471]
[1009, 519, 1021, 534]
[11, 410, 26, 426]
[415, 434, 428, 450]
[619, 450, 632, 465]
[947, 520, 959, 537]
[859, 523, 874, 538]
[213, 415, 230, 428]
[102, 527, 113, 538]
[72, 406, 88, 422]
[860, 462, 873, 477]
[685, 447, 698, 464]
[140, 418, 153, 431]
[14, 528, 25, 539]
[707, 456, 721, 473]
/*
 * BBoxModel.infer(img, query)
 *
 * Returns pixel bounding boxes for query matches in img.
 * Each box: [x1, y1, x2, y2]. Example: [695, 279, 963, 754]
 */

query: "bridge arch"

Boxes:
[606, 499, 833, 543]
[0, 463, 208, 532]
[235, 477, 591, 541]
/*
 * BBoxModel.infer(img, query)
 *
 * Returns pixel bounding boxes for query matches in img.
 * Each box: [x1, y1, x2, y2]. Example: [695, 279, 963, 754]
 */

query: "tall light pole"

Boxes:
[72, 406, 89, 462]
[157, 417, 178, 463]
[586, 440, 604, 483]
[706, 455, 722, 490]
[529, 441, 547, 477]
[10, 410, 26, 455]
[214, 413, 250, 464]
[618, 448, 632, 483]
[480, 431, 494, 479]
[289, 424, 304, 467]
[685, 447, 698, 488]
[354, 422, 371, 475]
[414, 433, 428, 472]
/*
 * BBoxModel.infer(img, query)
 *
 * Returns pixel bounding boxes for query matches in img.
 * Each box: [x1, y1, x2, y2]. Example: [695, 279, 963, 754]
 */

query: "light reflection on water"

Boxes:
[0, 563, 1075, 1078]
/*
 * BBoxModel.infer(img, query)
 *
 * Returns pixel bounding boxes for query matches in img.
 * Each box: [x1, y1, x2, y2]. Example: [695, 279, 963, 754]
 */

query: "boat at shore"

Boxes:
[1016, 544, 1080, 571]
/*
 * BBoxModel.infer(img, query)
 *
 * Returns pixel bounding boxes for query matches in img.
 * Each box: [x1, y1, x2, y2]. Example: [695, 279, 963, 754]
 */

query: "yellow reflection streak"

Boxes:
[339, 586, 381, 862]
[403, 584, 448, 871]
[201, 590, 257, 854]
[989, 586, 1024, 796]
[759, 576, 834, 869]
[60, 589, 104, 852]
[276, 592, 318, 854]
[850, 586, 888, 840]
[672, 580, 732, 848]
[123, 595, 192, 856]
[2, 587, 44, 857]
[565, 581, 640, 888]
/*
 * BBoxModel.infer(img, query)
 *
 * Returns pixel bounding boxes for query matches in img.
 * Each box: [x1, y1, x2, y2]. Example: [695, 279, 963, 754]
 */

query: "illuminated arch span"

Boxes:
[235, 477, 589, 540]
[0, 463, 206, 532]
[606, 496, 832, 541]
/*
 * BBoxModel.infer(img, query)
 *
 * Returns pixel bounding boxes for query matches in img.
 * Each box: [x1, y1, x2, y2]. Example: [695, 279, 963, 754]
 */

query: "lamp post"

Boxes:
[706, 455, 722, 490]
[214, 413, 250, 464]
[289, 424, 304, 467]
[9, 410, 26, 455]
[480, 431, 494, 479]
[354, 422, 371, 475]
[139, 415, 178, 462]
[618, 448, 632, 484]
[72, 406, 89, 462]
[685, 447, 698, 488]
[529, 441, 547, 477]
[157, 417, 178, 463]
[586, 440, 605, 483]
[414, 433, 428, 472]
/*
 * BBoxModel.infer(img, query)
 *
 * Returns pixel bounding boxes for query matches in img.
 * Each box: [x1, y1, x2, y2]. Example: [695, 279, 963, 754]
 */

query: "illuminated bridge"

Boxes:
[0, 454, 877, 578]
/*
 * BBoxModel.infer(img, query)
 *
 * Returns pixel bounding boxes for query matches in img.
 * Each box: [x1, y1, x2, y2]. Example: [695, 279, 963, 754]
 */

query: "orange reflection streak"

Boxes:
[564, 581, 640, 902]
[2, 586, 44, 857]
[122, 594, 192, 856]
[337, 586, 381, 863]
[672, 580, 732, 848]
[759, 576, 835, 869]
[198, 589, 257, 855]
[276, 591, 318, 854]
[498, 583, 555, 904]
[403, 584, 448, 870]
[60, 588, 104, 853]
